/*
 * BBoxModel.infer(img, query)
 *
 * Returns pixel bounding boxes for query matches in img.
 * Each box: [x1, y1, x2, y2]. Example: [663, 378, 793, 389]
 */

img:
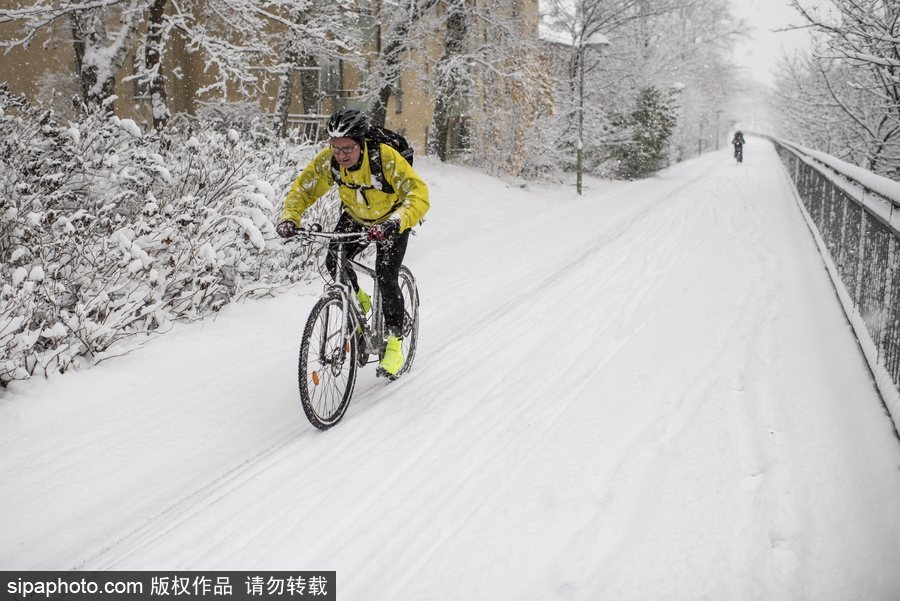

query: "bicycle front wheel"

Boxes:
[299, 293, 358, 430]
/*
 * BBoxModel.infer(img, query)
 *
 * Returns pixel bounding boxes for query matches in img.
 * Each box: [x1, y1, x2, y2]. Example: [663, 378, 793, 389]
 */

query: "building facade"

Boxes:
[1, 0, 540, 156]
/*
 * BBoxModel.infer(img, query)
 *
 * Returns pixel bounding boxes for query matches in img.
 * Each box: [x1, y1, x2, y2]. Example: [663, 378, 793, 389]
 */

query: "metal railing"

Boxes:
[772, 138, 900, 433]
[283, 113, 329, 142]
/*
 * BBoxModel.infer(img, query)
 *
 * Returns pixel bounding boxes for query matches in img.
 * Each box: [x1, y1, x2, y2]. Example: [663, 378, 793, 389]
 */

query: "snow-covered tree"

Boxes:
[465, 0, 554, 175]
[144, 0, 170, 128]
[1, 0, 357, 131]
[364, 0, 442, 128]
[774, 51, 900, 176]
[775, 0, 900, 177]
[427, 0, 472, 160]
[141, 0, 357, 128]
[611, 85, 678, 178]
[535, 0, 743, 178]
[273, 0, 361, 138]
[789, 0, 899, 120]
[419, 0, 550, 170]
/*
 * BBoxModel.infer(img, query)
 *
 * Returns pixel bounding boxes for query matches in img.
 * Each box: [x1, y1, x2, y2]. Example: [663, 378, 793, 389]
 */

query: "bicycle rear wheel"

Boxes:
[299, 293, 358, 429]
[385, 267, 419, 380]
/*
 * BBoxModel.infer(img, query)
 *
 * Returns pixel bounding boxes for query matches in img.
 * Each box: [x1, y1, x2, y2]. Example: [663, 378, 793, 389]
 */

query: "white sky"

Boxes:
[729, 0, 822, 87]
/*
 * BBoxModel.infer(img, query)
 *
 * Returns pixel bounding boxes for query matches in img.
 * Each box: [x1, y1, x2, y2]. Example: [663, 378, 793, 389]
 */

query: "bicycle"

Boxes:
[734, 145, 743, 164]
[292, 227, 420, 430]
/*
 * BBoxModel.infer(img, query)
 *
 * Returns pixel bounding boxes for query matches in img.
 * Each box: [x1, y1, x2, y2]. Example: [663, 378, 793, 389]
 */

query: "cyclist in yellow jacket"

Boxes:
[276, 109, 429, 375]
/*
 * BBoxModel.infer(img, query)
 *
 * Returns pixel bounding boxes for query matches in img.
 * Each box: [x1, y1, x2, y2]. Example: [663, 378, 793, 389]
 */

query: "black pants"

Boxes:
[325, 211, 410, 337]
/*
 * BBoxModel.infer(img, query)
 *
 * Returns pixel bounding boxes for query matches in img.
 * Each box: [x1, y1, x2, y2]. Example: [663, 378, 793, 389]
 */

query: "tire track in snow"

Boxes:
[185, 167, 718, 596]
[87, 154, 794, 590]
[575, 155, 807, 599]
[720, 162, 806, 598]
[77, 428, 313, 569]
[558, 180, 772, 595]
[404, 168, 713, 381]
[269, 170, 721, 580]
[369, 165, 758, 598]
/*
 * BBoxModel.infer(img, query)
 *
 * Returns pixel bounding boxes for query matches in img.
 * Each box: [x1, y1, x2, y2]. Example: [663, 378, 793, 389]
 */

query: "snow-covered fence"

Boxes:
[772, 138, 900, 433]
[0, 87, 334, 387]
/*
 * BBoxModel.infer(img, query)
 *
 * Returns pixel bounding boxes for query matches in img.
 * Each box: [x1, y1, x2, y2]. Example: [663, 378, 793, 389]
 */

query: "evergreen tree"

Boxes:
[614, 86, 677, 179]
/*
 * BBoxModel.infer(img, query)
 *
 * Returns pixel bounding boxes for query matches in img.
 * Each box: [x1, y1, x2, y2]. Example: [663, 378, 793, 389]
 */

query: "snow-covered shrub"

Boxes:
[0, 86, 335, 385]
[179, 100, 276, 148]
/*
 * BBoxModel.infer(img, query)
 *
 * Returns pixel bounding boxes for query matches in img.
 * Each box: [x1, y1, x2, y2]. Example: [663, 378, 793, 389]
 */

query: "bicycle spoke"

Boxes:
[299, 294, 358, 429]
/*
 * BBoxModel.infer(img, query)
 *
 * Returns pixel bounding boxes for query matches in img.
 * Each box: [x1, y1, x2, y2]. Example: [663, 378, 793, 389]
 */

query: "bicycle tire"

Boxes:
[384, 267, 419, 380]
[298, 292, 358, 429]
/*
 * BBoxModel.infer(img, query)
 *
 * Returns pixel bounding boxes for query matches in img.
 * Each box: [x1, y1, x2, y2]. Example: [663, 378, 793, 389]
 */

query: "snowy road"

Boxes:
[3, 140, 900, 600]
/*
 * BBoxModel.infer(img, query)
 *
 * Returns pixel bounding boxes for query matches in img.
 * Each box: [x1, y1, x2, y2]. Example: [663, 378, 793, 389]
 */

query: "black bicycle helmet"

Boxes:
[326, 109, 369, 139]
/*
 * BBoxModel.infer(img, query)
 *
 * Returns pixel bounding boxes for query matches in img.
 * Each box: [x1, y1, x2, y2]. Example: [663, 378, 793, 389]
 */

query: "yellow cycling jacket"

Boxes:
[280, 142, 429, 232]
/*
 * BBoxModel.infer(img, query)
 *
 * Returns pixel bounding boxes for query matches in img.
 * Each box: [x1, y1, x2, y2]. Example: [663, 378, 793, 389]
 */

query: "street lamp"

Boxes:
[577, 32, 610, 195]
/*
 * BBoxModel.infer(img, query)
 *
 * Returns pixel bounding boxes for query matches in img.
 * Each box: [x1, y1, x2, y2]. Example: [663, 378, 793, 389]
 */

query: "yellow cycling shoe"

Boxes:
[379, 336, 404, 375]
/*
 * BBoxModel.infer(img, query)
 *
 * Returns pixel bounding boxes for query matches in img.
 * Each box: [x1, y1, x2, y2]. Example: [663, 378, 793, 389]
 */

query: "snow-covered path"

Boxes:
[3, 140, 900, 600]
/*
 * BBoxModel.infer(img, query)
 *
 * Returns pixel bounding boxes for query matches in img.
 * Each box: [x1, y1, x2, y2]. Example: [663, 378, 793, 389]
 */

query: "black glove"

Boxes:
[276, 220, 298, 238]
[369, 218, 400, 241]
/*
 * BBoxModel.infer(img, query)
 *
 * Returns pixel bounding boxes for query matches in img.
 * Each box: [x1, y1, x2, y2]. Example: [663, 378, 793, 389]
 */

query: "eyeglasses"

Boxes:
[330, 143, 358, 155]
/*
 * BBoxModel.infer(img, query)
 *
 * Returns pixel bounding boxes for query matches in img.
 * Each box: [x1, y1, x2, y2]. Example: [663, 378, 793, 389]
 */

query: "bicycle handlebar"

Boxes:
[283, 221, 414, 244]
[291, 225, 369, 244]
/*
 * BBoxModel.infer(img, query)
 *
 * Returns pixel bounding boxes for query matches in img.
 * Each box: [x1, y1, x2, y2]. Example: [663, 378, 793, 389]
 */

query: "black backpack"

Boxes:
[330, 125, 414, 195]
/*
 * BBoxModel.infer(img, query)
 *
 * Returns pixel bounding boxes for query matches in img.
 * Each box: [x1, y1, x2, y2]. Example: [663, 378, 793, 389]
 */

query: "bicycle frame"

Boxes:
[346, 258, 387, 356]
[301, 230, 387, 359]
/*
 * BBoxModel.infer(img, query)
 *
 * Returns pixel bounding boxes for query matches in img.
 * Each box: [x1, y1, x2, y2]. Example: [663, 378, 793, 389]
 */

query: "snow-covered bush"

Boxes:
[182, 100, 274, 144]
[0, 86, 335, 386]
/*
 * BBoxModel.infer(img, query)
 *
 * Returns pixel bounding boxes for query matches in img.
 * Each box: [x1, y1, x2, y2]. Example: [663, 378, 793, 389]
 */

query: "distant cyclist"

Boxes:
[732, 130, 745, 163]
[275, 109, 430, 376]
